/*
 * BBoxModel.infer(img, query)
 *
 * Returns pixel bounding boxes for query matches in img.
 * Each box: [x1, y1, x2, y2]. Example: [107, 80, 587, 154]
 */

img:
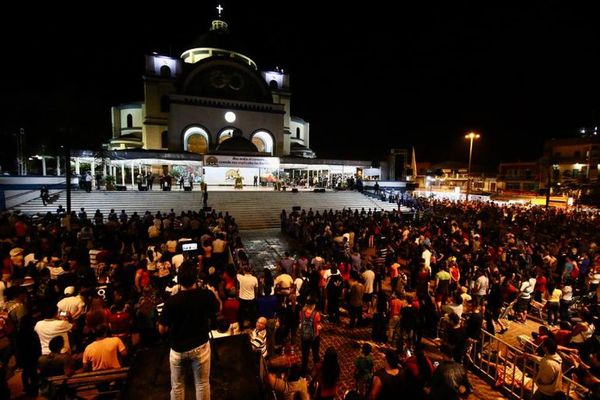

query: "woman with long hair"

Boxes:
[313, 346, 340, 400]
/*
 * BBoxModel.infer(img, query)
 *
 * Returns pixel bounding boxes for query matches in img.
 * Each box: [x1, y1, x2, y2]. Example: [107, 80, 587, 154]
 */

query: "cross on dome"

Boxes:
[216, 4, 223, 17]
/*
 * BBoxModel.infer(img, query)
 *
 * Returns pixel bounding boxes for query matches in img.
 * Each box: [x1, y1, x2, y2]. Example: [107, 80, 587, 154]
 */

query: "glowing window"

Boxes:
[219, 128, 234, 144]
[251, 131, 274, 154]
[183, 127, 210, 154]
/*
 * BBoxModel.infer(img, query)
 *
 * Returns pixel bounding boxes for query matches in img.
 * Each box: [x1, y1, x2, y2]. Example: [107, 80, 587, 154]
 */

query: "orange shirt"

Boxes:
[83, 337, 125, 371]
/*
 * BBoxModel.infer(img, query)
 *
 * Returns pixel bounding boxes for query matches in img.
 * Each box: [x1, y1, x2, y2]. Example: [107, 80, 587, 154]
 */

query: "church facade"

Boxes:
[107, 11, 314, 160]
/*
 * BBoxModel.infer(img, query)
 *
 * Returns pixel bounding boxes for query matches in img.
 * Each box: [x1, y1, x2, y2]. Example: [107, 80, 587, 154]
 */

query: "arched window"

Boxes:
[160, 95, 170, 112]
[269, 80, 278, 89]
[161, 131, 168, 148]
[296, 127, 301, 139]
[218, 128, 234, 144]
[127, 114, 133, 128]
[183, 127, 210, 154]
[160, 65, 171, 78]
[251, 130, 274, 155]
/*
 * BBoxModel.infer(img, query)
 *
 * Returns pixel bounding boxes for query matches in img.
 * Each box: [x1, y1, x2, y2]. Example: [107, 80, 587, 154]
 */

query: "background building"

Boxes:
[108, 11, 314, 160]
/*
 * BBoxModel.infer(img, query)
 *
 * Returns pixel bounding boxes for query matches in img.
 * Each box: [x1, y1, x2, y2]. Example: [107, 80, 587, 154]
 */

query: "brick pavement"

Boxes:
[290, 312, 508, 399]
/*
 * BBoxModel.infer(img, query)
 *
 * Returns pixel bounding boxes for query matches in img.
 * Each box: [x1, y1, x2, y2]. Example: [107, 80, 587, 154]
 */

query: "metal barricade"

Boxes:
[467, 330, 589, 400]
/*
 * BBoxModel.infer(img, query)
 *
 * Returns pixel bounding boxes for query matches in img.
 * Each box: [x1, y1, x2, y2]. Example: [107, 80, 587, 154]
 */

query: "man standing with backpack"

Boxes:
[300, 297, 321, 375]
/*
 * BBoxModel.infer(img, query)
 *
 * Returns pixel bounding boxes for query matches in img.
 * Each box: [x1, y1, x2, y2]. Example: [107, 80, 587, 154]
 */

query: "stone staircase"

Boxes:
[11, 189, 400, 230]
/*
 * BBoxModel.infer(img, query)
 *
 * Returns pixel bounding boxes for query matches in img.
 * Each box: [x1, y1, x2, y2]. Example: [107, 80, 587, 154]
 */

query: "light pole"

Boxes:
[465, 132, 480, 201]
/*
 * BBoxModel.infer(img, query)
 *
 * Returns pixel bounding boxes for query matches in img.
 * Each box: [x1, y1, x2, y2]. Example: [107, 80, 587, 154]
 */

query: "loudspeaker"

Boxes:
[291, 188, 298, 193]
[292, 206, 301, 212]
[203, 206, 212, 212]
[116, 185, 127, 191]
[313, 188, 325, 193]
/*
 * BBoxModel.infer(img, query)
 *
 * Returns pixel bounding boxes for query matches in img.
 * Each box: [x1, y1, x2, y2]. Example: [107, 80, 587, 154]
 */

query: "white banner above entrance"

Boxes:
[204, 155, 280, 169]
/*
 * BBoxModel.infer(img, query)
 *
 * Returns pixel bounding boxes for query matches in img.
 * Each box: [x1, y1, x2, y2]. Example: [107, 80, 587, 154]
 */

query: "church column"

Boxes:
[56, 155, 61, 176]
[131, 161, 135, 189]
[41, 156, 47, 176]
[121, 161, 126, 186]
[75, 159, 80, 175]
[91, 160, 95, 176]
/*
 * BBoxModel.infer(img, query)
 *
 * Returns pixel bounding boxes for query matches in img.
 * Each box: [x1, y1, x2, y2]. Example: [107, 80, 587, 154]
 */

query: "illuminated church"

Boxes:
[107, 5, 314, 159]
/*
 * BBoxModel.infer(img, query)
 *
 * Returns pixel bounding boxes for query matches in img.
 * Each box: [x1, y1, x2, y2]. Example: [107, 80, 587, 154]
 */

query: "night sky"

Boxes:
[1, 2, 599, 172]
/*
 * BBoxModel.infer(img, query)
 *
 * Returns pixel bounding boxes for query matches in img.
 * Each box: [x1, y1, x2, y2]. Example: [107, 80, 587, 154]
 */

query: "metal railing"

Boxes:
[467, 330, 589, 400]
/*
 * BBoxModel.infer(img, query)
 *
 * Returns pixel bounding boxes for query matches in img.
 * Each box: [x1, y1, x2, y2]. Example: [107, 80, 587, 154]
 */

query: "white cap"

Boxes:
[64, 286, 75, 296]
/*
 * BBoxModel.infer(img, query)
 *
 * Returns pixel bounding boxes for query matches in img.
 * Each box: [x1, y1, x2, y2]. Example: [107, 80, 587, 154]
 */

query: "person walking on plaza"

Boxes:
[147, 172, 154, 190]
[40, 185, 49, 206]
[158, 261, 220, 400]
[85, 171, 93, 193]
[202, 183, 208, 208]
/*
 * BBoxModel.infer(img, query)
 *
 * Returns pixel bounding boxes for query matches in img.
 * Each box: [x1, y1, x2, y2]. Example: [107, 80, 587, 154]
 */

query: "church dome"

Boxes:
[181, 18, 257, 69]
[188, 25, 246, 55]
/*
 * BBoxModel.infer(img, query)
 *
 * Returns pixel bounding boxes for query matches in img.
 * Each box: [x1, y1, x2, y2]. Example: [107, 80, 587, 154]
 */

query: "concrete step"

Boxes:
[11, 190, 397, 230]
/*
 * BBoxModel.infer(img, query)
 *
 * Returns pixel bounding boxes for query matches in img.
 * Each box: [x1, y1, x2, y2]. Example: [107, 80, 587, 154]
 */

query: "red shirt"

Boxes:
[222, 298, 240, 324]
[535, 276, 547, 294]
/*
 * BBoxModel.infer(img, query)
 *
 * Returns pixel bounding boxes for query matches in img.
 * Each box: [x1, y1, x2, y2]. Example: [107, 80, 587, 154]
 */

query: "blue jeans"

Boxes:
[169, 341, 211, 400]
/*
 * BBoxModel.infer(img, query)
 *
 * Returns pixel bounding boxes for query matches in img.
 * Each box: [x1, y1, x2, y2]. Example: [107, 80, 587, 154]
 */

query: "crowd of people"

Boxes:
[0, 206, 241, 399]
[1, 196, 600, 399]
[273, 199, 600, 399]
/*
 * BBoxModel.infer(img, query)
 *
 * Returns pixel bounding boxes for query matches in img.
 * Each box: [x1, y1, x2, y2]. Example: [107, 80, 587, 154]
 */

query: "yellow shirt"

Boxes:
[548, 288, 562, 303]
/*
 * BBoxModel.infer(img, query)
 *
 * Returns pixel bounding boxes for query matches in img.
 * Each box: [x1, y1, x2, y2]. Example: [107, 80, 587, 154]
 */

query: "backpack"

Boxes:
[301, 309, 317, 341]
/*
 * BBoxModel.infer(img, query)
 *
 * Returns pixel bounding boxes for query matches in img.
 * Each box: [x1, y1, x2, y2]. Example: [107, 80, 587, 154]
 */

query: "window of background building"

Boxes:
[161, 131, 168, 148]
[160, 65, 171, 78]
[127, 114, 133, 128]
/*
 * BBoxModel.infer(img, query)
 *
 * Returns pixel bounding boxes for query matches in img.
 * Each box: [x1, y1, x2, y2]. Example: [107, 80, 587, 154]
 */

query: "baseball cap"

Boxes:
[9, 247, 24, 257]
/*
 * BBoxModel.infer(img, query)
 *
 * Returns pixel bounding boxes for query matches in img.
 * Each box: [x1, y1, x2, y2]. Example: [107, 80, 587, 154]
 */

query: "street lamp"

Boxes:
[465, 131, 480, 201]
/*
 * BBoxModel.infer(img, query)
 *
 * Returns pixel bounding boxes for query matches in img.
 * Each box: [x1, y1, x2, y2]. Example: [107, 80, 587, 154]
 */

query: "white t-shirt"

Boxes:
[35, 319, 73, 355]
[422, 249, 432, 270]
[57, 295, 85, 318]
[237, 274, 258, 300]
[362, 270, 375, 294]
[294, 278, 304, 296]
